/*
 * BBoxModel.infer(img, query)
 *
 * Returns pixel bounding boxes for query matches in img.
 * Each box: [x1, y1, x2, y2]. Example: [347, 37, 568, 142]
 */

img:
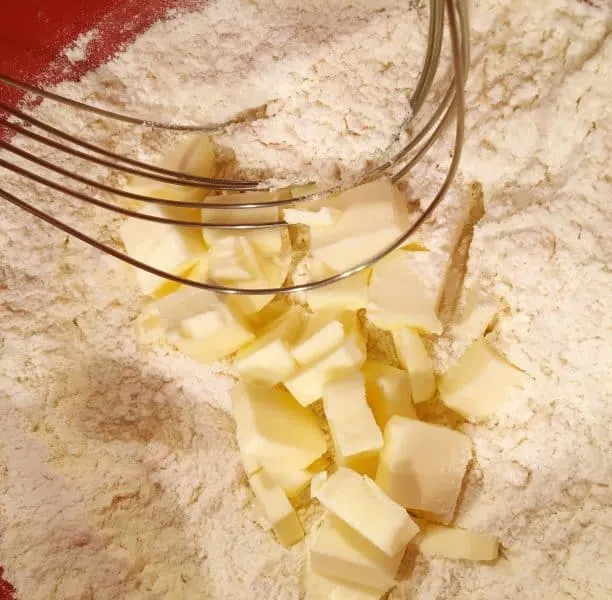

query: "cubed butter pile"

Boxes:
[121, 136, 526, 598]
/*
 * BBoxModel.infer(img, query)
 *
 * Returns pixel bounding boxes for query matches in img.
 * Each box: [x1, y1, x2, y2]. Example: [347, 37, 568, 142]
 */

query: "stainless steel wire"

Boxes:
[0, 0, 470, 296]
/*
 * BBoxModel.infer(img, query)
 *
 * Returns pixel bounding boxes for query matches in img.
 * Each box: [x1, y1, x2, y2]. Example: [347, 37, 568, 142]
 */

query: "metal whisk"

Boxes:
[0, 0, 469, 296]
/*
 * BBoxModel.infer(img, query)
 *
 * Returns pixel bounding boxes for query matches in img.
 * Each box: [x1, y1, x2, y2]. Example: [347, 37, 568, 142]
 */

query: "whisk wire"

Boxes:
[0, 0, 469, 296]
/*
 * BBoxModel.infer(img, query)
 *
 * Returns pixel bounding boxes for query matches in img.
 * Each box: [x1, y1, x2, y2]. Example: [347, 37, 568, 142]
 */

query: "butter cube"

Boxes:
[233, 307, 304, 385]
[306, 571, 383, 600]
[209, 236, 261, 282]
[180, 310, 225, 339]
[120, 203, 205, 296]
[367, 251, 443, 334]
[392, 327, 436, 404]
[241, 453, 313, 499]
[305, 261, 369, 312]
[263, 465, 313, 499]
[227, 252, 292, 316]
[439, 338, 527, 419]
[232, 382, 327, 471]
[150, 277, 221, 331]
[283, 206, 342, 226]
[309, 179, 410, 272]
[313, 468, 418, 557]
[310, 471, 328, 497]
[291, 315, 345, 366]
[310, 514, 405, 592]
[363, 361, 416, 429]
[413, 519, 499, 561]
[248, 471, 304, 547]
[376, 417, 472, 522]
[284, 331, 366, 407]
[170, 308, 254, 363]
[322, 372, 383, 477]
[128, 134, 216, 203]
[201, 190, 288, 255]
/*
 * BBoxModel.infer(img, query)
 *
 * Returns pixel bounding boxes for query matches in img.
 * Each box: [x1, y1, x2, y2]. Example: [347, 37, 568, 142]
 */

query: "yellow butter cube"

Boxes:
[392, 327, 436, 404]
[314, 468, 418, 558]
[322, 372, 383, 477]
[363, 361, 416, 429]
[232, 383, 327, 472]
[439, 338, 527, 419]
[376, 417, 472, 522]
[248, 471, 304, 547]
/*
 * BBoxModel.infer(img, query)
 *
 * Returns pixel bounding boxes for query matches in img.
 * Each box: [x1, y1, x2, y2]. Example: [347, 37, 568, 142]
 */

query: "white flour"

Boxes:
[0, 1, 611, 600]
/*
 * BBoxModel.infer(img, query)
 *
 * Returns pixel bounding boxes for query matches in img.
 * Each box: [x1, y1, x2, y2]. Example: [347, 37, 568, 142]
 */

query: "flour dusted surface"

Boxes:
[0, 1, 611, 600]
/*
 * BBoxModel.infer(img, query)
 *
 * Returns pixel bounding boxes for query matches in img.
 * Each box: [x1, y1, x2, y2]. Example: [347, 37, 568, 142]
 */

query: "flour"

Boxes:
[0, 1, 611, 599]
[62, 30, 98, 64]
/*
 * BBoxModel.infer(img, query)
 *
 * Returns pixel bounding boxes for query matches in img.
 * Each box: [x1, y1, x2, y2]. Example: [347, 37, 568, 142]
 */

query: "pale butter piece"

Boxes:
[241, 453, 313, 498]
[283, 206, 342, 226]
[120, 202, 205, 297]
[151, 284, 219, 330]
[306, 266, 370, 313]
[309, 179, 410, 272]
[291, 315, 346, 366]
[232, 382, 327, 471]
[363, 361, 416, 429]
[248, 471, 304, 547]
[201, 190, 288, 255]
[263, 465, 313, 499]
[322, 372, 383, 477]
[284, 331, 366, 407]
[227, 251, 292, 316]
[392, 327, 436, 404]
[209, 235, 261, 282]
[413, 519, 499, 561]
[128, 134, 216, 204]
[314, 468, 418, 557]
[169, 310, 254, 362]
[233, 307, 304, 386]
[439, 337, 528, 419]
[180, 310, 225, 339]
[306, 571, 382, 600]
[376, 417, 472, 522]
[310, 514, 405, 592]
[367, 250, 443, 335]
[310, 471, 328, 498]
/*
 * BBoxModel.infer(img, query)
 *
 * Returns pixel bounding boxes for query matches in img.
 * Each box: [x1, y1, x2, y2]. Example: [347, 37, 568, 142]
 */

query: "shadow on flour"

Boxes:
[39, 353, 242, 598]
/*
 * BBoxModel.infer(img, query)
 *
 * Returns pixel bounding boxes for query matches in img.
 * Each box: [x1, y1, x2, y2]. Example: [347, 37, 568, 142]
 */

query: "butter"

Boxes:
[248, 471, 304, 547]
[313, 468, 418, 557]
[376, 417, 472, 522]
[290, 314, 345, 366]
[309, 179, 410, 272]
[180, 310, 225, 339]
[120, 202, 205, 296]
[413, 519, 499, 561]
[367, 251, 443, 335]
[283, 206, 342, 226]
[201, 190, 288, 255]
[391, 327, 436, 404]
[232, 382, 327, 472]
[310, 514, 405, 592]
[306, 570, 383, 600]
[305, 261, 370, 313]
[233, 307, 304, 385]
[322, 372, 383, 477]
[284, 330, 366, 407]
[439, 337, 527, 419]
[168, 303, 255, 362]
[363, 361, 416, 429]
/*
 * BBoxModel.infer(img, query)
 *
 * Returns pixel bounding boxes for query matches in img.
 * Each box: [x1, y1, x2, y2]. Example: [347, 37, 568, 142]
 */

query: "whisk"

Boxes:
[0, 0, 469, 297]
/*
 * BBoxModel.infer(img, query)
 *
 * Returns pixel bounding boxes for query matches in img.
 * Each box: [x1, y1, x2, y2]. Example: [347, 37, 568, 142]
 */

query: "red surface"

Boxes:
[0, 1, 194, 596]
